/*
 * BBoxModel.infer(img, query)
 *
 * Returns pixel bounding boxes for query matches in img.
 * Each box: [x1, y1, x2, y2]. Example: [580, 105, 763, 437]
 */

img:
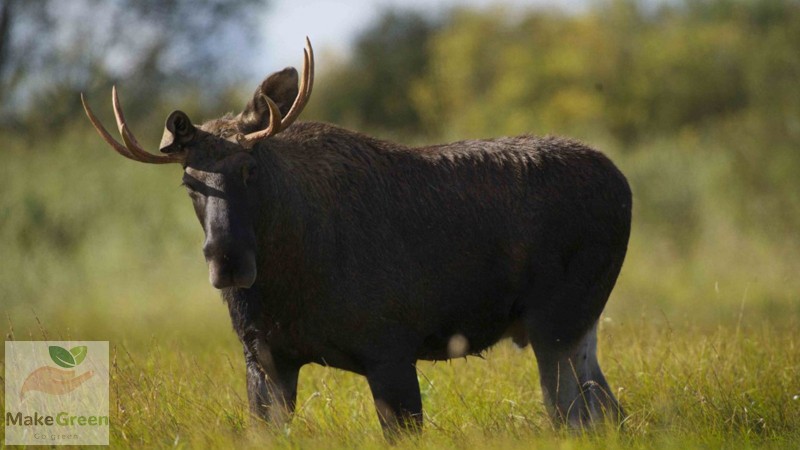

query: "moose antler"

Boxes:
[235, 37, 315, 149]
[81, 86, 185, 164]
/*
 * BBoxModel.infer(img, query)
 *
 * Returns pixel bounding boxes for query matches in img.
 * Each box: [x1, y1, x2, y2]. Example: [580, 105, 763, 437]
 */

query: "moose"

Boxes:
[82, 38, 631, 435]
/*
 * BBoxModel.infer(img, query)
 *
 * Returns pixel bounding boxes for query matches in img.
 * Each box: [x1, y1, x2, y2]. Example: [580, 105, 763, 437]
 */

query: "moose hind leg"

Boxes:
[526, 245, 627, 428]
[531, 322, 624, 428]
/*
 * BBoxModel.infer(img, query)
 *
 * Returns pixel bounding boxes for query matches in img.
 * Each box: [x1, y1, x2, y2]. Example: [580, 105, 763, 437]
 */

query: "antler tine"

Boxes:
[236, 94, 283, 149]
[82, 89, 183, 164]
[111, 86, 183, 164]
[112, 86, 142, 150]
[279, 36, 315, 132]
[236, 37, 315, 149]
[81, 93, 140, 162]
[120, 123, 183, 164]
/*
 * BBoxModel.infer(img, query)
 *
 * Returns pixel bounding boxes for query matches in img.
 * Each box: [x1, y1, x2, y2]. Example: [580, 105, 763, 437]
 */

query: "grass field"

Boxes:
[2, 129, 799, 448]
[4, 312, 798, 448]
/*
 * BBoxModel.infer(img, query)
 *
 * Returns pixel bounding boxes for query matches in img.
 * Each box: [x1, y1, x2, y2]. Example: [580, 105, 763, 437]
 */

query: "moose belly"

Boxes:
[415, 313, 527, 361]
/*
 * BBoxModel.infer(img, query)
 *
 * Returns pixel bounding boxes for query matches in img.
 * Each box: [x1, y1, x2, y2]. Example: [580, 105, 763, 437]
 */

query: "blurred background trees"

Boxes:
[321, 1, 800, 149]
[0, 0, 268, 129]
[311, 10, 440, 138]
[2, 0, 799, 326]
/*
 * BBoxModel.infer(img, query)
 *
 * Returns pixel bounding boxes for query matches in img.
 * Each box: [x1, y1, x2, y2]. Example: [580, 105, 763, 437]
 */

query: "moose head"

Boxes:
[81, 38, 315, 289]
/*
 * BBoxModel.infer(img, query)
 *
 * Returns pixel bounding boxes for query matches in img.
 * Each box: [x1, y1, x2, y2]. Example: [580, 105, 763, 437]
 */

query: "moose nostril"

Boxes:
[202, 241, 217, 260]
[204, 248, 257, 289]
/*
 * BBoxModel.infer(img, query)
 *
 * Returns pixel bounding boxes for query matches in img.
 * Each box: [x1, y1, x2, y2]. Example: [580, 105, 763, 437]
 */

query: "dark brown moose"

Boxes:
[82, 38, 631, 436]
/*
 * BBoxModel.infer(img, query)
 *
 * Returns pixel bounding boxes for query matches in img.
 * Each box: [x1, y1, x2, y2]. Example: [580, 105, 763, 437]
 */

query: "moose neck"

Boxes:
[244, 142, 330, 310]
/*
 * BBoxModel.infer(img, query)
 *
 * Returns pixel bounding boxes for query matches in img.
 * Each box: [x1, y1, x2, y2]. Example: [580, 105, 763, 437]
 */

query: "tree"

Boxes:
[311, 10, 440, 138]
[0, 0, 268, 127]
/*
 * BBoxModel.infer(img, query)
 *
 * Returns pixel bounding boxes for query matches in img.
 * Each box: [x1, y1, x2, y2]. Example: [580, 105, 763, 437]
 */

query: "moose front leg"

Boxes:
[365, 360, 423, 438]
[246, 354, 270, 420]
[226, 288, 299, 426]
[244, 344, 300, 427]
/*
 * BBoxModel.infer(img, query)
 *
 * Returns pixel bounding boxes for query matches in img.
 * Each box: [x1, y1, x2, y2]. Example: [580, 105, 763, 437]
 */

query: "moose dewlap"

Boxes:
[82, 38, 632, 436]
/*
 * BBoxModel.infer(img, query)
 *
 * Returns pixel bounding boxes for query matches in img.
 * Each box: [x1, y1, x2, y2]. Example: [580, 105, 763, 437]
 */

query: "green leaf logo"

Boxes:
[48, 345, 89, 368]
[70, 346, 88, 365]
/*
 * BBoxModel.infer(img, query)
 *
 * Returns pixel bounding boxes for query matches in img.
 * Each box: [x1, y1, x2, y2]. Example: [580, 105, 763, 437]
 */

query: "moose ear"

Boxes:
[239, 68, 299, 131]
[159, 110, 196, 154]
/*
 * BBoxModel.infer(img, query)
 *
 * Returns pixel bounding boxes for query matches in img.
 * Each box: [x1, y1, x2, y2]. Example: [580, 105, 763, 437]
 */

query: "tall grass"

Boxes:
[3, 317, 797, 448]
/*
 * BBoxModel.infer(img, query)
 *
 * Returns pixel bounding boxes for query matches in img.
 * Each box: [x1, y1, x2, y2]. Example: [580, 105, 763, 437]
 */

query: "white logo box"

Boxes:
[5, 341, 109, 446]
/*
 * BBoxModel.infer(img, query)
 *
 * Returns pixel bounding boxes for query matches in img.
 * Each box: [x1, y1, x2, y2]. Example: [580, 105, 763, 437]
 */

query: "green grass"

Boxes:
[4, 314, 798, 448]
[2, 128, 799, 448]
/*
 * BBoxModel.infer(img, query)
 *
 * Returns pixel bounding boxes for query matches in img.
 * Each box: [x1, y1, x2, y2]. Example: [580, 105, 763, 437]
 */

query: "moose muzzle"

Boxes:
[203, 239, 257, 289]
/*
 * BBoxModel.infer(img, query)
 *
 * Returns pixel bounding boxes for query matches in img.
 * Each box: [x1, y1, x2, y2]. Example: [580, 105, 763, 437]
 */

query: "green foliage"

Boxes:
[0, 0, 269, 128]
[310, 10, 440, 138]
[406, 0, 800, 145]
